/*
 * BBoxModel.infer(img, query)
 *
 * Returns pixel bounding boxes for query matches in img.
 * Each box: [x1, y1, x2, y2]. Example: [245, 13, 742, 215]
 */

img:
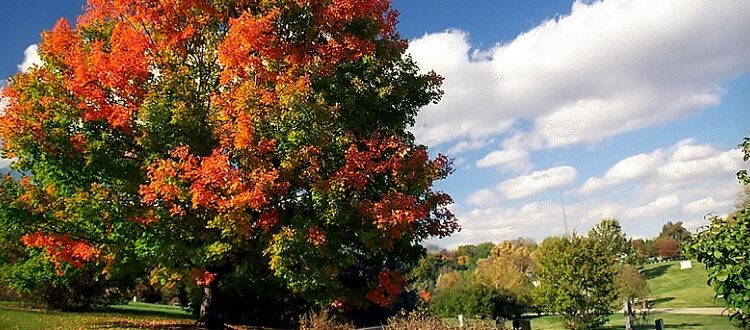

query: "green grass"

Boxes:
[643, 260, 726, 308]
[450, 313, 736, 330]
[526, 313, 739, 330]
[446, 314, 739, 330]
[0, 301, 194, 329]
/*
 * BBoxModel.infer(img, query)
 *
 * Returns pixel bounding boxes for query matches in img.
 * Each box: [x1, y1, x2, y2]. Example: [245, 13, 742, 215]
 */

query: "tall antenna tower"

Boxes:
[561, 188, 569, 237]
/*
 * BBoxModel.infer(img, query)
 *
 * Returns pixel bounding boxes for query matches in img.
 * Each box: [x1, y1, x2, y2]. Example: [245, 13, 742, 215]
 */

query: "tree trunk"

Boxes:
[624, 300, 634, 330]
[196, 280, 223, 329]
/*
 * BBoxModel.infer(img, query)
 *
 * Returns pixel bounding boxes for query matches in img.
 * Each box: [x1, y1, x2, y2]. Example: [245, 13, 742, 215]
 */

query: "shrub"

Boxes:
[299, 309, 354, 330]
[430, 282, 525, 320]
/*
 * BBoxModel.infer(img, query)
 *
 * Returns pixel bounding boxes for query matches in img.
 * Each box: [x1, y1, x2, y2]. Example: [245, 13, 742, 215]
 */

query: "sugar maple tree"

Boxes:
[0, 0, 457, 327]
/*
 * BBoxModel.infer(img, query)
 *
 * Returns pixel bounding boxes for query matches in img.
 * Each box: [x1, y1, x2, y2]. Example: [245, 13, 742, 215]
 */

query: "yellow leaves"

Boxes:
[149, 267, 183, 289]
[204, 241, 231, 260]
[266, 227, 295, 272]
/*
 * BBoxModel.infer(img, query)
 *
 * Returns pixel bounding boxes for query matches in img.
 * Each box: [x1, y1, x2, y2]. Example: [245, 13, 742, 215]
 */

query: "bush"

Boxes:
[299, 309, 354, 330]
[0, 252, 113, 311]
[385, 309, 451, 330]
[430, 282, 525, 320]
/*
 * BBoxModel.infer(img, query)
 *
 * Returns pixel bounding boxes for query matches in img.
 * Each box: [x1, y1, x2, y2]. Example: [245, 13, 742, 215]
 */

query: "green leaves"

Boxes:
[686, 139, 750, 329]
[534, 235, 619, 330]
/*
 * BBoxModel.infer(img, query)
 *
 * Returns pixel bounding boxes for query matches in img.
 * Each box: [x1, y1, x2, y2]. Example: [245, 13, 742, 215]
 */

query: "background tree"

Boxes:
[658, 221, 691, 245]
[534, 235, 618, 330]
[409, 252, 450, 294]
[630, 239, 650, 265]
[652, 236, 681, 260]
[473, 241, 535, 312]
[614, 264, 649, 330]
[0, 0, 458, 327]
[687, 135, 750, 329]
[588, 218, 633, 263]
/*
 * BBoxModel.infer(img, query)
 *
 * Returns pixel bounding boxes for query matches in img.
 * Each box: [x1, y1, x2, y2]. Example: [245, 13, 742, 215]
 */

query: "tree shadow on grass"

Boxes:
[600, 324, 706, 330]
[90, 320, 195, 329]
[650, 297, 675, 306]
[643, 264, 671, 279]
[94, 305, 194, 320]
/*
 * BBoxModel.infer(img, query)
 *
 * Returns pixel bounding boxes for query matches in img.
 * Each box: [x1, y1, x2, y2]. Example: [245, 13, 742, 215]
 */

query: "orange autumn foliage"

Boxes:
[40, 19, 149, 131]
[191, 269, 218, 286]
[21, 232, 100, 274]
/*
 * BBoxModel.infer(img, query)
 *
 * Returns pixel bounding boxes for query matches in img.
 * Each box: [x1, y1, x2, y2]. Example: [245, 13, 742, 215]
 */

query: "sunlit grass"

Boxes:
[643, 260, 726, 308]
[0, 301, 194, 329]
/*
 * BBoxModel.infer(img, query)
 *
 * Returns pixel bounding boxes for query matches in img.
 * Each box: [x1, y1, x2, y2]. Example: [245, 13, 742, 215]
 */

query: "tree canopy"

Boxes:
[687, 135, 750, 329]
[0, 0, 459, 327]
[534, 235, 618, 330]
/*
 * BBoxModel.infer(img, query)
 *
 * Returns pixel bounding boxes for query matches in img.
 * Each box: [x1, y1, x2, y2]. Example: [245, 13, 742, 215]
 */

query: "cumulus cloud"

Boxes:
[467, 189, 501, 206]
[18, 44, 41, 73]
[682, 197, 731, 215]
[580, 139, 744, 195]
[475, 147, 531, 172]
[408, 0, 750, 151]
[498, 166, 578, 199]
[439, 140, 744, 248]
[580, 149, 665, 194]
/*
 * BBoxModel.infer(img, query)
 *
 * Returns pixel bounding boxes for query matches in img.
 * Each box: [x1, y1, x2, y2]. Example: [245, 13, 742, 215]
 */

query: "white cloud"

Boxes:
[437, 141, 745, 248]
[579, 140, 744, 195]
[498, 166, 578, 199]
[658, 148, 742, 182]
[475, 148, 531, 172]
[408, 0, 750, 150]
[682, 197, 731, 215]
[467, 189, 501, 206]
[625, 195, 681, 219]
[580, 149, 665, 194]
[18, 44, 41, 73]
[447, 137, 494, 154]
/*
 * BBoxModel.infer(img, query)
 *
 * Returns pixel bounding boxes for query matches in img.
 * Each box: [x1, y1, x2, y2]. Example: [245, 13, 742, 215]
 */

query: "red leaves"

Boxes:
[40, 18, 150, 132]
[365, 269, 404, 308]
[306, 226, 327, 247]
[326, 135, 458, 238]
[332, 136, 406, 191]
[217, 0, 400, 87]
[140, 146, 289, 233]
[361, 191, 428, 238]
[21, 232, 100, 275]
[192, 269, 218, 286]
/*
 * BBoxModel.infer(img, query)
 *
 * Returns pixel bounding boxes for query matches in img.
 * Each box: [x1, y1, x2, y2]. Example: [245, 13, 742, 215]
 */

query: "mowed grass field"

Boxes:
[526, 313, 737, 329]
[0, 301, 195, 330]
[643, 260, 726, 308]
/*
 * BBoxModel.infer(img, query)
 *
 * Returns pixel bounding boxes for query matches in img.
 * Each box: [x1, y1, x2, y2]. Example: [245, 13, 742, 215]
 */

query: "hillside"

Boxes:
[644, 260, 726, 308]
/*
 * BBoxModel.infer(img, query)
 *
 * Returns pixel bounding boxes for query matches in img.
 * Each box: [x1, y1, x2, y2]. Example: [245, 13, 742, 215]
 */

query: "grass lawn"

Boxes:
[0, 301, 195, 329]
[643, 260, 726, 308]
[449, 314, 740, 330]
[526, 313, 740, 329]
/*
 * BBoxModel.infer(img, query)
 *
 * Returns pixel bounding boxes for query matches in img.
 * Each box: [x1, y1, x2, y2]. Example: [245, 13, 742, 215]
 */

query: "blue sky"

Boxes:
[1, 1, 749, 248]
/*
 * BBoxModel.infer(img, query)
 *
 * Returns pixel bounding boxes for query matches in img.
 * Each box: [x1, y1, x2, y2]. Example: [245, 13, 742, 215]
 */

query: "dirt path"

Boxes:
[633, 307, 728, 315]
